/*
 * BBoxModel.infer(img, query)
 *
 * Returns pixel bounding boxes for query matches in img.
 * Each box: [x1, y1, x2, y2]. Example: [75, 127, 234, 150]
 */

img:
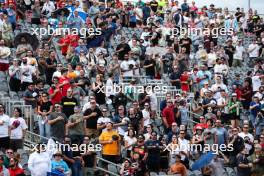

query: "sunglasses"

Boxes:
[55, 106, 61, 108]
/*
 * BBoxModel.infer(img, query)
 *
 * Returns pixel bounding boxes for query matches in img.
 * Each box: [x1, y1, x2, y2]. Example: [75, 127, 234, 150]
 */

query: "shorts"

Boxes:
[0, 137, 10, 151]
[229, 113, 240, 120]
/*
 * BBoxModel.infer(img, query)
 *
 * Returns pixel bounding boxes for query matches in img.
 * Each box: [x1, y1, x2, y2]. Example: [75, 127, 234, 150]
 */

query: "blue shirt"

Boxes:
[51, 160, 69, 173]
[7, 8, 16, 24]
[250, 102, 261, 117]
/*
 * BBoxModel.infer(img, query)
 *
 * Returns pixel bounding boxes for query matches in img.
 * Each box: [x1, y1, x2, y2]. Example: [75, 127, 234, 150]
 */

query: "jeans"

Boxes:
[38, 118, 50, 142]
[71, 159, 83, 176]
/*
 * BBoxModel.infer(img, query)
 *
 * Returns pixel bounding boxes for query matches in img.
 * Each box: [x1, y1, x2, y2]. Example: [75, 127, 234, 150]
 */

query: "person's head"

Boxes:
[5, 149, 14, 158]
[41, 92, 48, 102]
[253, 96, 259, 103]
[64, 136, 71, 144]
[137, 134, 145, 143]
[206, 118, 213, 127]
[54, 103, 62, 112]
[0, 103, 5, 115]
[172, 134, 178, 143]
[74, 106, 80, 113]
[102, 108, 108, 116]
[243, 124, 249, 133]
[166, 99, 173, 107]
[215, 119, 221, 127]
[28, 83, 35, 91]
[90, 99, 96, 109]
[144, 103, 150, 110]
[151, 131, 157, 140]
[124, 54, 129, 60]
[96, 74, 101, 82]
[172, 122, 177, 131]
[128, 129, 136, 137]
[232, 127, 239, 136]
[166, 93, 171, 101]
[13, 107, 22, 117]
[53, 151, 63, 161]
[22, 57, 27, 64]
[118, 105, 125, 114]
[216, 76, 222, 84]
[106, 122, 113, 131]
[199, 116, 205, 123]
[53, 76, 59, 84]
[129, 107, 135, 117]
[196, 126, 203, 135]
[179, 130, 185, 139]
[123, 158, 131, 168]
[67, 88, 73, 97]
[9, 157, 18, 168]
[82, 136, 90, 144]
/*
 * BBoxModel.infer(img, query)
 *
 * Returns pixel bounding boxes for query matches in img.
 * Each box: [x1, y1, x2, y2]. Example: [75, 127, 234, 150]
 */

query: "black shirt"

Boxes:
[144, 59, 156, 76]
[84, 107, 102, 129]
[116, 43, 131, 60]
[61, 96, 78, 118]
[224, 45, 235, 60]
[39, 101, 53, 112]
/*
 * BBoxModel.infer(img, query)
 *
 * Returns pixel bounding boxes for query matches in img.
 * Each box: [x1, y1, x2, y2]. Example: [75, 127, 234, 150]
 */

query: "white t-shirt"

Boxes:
[248, 44, 260, 58]
[234, 45, 245, 60]
[142, 109, 151, 126]
[97, 117, 111, 132]
[9, 117, 28, 139]
[252, 75, 261, 92]
[0, 114, 10, 138]
[207, 53, 217, 67]
[120, 60, 132, 77]
[20, 64, 33, 83]
[124, 136, 137, 150]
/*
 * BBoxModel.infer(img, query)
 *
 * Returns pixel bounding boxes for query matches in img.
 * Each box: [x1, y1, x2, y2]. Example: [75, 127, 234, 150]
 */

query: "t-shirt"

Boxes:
[68, 114, 84, 135]
[61, 96, 78, 118]
[0, 114, 10, 138]
[84, 107, 102, 129]
[9, 117, 28, 139]
[150, 1, 158, 12]
[48, 112, 67, 141]
[252, 75, 261, 92]
[248, 44, 260, 58]
[48, 86, 63, 105]
[99, 130, 120, 155]
[39, 101, 53, 112]
[144, 59, 156, 76]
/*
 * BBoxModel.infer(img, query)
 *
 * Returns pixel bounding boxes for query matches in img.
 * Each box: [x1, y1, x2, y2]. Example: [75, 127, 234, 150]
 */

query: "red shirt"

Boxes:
[48, 86, 62, 105]
[162, 106, 175, 127]
[58, 37, 70, 55]
[180, 74, 189, 92]
[59, 76, 70, 97]
[8, 167, 24, 176]
[66, 34, 79, 48]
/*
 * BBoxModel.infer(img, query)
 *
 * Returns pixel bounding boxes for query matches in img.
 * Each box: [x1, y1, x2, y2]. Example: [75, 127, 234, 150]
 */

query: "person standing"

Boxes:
[37, 92, 53, 141]
[48, 103, 67, 143]
[61, 88, 78, 118]
[0, 104, 10, 151]
[9, 107, 27, 152]
[99, 122, 120, 171]
[28, 143, 51, 176]
[66, 106, 84, 145]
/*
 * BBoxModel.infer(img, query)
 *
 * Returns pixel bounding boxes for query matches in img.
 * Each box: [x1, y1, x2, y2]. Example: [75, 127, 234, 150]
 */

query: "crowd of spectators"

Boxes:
[0, 0, 264, 176]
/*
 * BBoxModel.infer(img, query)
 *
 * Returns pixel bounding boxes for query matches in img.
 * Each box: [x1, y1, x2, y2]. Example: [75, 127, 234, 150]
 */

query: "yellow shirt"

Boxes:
[99, 130, 120, 155]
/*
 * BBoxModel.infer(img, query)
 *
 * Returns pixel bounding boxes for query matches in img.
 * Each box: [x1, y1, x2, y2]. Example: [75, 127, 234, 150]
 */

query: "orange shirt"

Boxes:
[170, 162, 187, 176]
[99, 130, 120, 155]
